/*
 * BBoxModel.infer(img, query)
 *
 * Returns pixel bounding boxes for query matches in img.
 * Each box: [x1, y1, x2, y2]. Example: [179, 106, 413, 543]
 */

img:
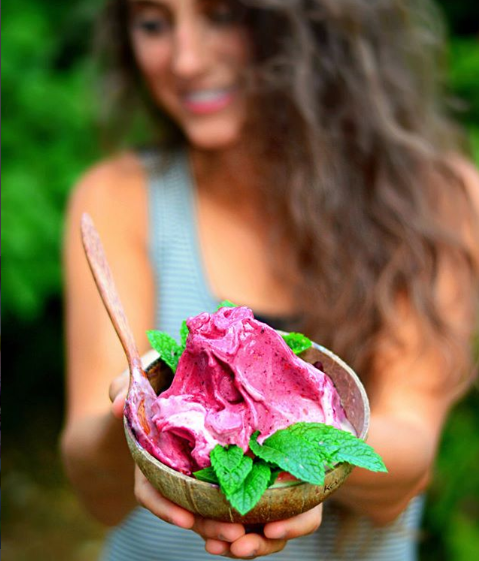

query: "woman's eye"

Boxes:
[135, 18, 169, 35]
[207, 1, 245, 26]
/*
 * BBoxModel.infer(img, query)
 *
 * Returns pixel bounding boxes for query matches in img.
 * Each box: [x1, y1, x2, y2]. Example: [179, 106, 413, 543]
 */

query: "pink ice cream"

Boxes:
[150, 306, 348, 475]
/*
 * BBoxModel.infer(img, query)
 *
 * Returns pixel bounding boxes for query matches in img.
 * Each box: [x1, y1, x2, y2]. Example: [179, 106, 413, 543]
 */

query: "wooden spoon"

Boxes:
[80, 212, 160, 455]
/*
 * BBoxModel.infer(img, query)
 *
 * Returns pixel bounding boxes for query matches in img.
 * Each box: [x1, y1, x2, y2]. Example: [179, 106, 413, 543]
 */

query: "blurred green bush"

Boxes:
[2, 0, 100, 320]
[2, 1, 479, 559]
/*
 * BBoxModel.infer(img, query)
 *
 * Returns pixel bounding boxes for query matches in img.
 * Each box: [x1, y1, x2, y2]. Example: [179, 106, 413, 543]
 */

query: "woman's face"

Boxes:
[128, 0, 254, 150]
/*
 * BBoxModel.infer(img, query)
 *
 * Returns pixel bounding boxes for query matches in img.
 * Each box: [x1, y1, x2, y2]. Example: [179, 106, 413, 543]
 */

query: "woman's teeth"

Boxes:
[182, 88, 235, 114]
[184, 89, 231, 103]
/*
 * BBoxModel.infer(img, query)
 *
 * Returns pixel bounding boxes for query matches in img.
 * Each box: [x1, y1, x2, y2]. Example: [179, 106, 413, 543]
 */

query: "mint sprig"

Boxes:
[286, 422, 387, 472]
[147, 321, 189, 373]
[210, 445, 253, 495]
[146, 330, 183, 372]
[251, 423, 387, 484]
[249, 430, 327, 485]
[227, 461, 271, 515]
[193, 466, 219, 484]
[281, 332, 312, 355]
[180, 320, 189, 348]
[194, 422, 387, 515]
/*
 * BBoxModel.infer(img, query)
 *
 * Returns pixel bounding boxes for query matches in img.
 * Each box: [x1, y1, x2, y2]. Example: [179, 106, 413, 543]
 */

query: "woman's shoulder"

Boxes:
[69, 151, 145, 210]
[65, 150, 149, 250]
[68, 146, 183, 211]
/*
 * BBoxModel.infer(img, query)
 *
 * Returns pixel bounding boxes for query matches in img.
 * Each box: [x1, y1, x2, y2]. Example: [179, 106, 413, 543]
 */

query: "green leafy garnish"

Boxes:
[216, 299, 238, 310]
[194, 422, 387, 515]
[249, 430, 327, 485]
[282, 332, 312, 355]
[285, 422, 388, 472]
[147, 321, 189, 373]
[226, 461, 271, 515]
[192, 466, 219, 484]
[146, 330, 183, 372]
[180, 320, 189, 348]
[251, 423, 387, 485]
[210, 445, 253, 495]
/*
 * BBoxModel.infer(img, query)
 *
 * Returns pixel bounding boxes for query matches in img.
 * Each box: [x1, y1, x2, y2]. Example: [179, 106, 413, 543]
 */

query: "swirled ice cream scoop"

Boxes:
[151, 307, 348, 474]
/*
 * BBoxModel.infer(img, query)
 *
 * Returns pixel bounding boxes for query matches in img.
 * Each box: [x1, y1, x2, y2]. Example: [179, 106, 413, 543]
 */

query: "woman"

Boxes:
[61, 0, 479, 559]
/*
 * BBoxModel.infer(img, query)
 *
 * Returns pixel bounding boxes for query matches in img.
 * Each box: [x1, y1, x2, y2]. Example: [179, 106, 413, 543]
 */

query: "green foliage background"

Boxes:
[2, 1, 479, 559]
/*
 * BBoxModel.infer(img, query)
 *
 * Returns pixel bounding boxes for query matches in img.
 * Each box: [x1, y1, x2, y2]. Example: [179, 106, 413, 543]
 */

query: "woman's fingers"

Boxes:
[108, 369, 129, 419]
[227, 533, 287, 558]
[204, 539, 231, 556]
[204, 534, 287, 559]
[192, 518, 246, 542]
[263, 504, 323, 540]
[134, 468, 195, 529]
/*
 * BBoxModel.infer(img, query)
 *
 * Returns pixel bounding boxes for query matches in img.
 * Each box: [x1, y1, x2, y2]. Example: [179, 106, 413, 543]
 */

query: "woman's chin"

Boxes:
[184, 123, 245, 152]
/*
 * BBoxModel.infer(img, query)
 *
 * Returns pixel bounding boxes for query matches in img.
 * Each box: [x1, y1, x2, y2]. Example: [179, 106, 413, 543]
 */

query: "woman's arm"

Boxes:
[60, 153, 156, 525]
[333, 159, 479, 526]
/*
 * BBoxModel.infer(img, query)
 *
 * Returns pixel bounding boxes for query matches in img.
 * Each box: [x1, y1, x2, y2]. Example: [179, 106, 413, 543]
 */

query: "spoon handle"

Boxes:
[80, 212, 144, 376]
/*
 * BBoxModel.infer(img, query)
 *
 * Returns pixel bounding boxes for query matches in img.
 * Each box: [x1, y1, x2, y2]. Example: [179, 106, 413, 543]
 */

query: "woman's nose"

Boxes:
[172, 22, 208, 79]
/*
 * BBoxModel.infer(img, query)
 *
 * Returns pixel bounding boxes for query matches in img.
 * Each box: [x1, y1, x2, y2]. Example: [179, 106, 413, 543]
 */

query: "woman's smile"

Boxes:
[180, 86, 237, 114]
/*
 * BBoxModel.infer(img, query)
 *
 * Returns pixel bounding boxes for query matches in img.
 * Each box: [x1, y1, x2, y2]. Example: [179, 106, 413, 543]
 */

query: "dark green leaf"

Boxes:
[193, 466, 219, 484]
[226, 461, 271, 515]
[249, 431, 326, 485]
[146, 330, 183, 372]
[286, 422, 387, 472]
[210, 445, 253, 494]
[180, 320, 189, 349]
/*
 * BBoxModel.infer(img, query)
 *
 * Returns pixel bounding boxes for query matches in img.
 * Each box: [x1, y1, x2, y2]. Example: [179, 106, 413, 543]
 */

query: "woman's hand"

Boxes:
[135, 469, 322, 559]
[109, 368, 323, 558]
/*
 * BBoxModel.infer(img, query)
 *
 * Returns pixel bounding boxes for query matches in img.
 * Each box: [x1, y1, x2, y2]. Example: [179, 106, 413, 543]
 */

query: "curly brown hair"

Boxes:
[95, 0, 479, 385]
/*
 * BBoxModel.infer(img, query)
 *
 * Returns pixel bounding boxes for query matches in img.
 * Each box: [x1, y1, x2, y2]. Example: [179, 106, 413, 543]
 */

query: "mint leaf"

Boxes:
[249, 431, 326, 485]
[180, 320, 189, 349]
[146, 330, 183, 372]
[210, 445, 253, 495]
[328, 441, 387, 472]
[193, 466, 219, 484]
[225, 461, 271, 515]
[286, 422, 387, 473]
[249, 422, 387, 487]
[216, 300, 237, 310]
[282, 333, 312, 355]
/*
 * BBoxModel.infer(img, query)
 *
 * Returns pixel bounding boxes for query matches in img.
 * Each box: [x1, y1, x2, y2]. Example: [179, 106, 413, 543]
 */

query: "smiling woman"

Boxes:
[61, 0, 479, 560]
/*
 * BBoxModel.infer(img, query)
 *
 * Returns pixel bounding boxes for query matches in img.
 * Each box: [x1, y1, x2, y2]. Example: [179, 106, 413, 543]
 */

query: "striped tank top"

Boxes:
[101, 148, 424, 561]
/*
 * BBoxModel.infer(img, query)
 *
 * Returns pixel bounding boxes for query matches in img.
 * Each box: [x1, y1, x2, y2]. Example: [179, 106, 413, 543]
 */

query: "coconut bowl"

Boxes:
[124, 340, 370, 524]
